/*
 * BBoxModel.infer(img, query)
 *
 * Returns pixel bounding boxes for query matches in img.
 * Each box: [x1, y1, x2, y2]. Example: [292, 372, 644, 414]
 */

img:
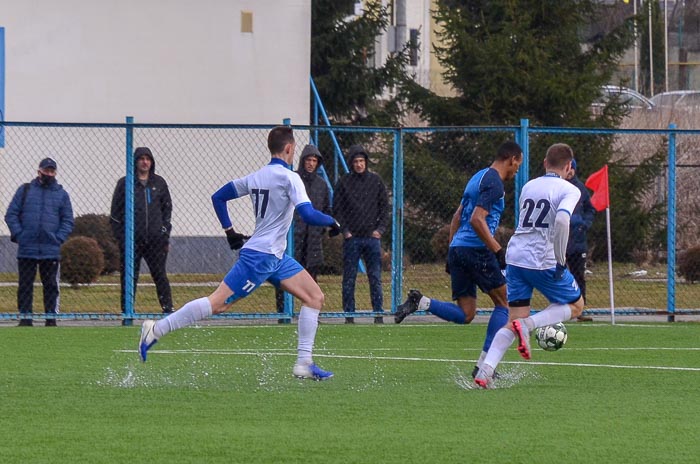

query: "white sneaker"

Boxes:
[292, 363, 334, 381]
[139, 320, 158, 362]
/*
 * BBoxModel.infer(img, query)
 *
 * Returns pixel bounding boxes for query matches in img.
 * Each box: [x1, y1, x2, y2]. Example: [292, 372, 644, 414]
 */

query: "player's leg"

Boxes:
[138, 249, 263, 362]
[396, 247, 475, 324]
[473, 284, 509, 375]
[276, 258, 333, 380]
[523, 266, 585, 329]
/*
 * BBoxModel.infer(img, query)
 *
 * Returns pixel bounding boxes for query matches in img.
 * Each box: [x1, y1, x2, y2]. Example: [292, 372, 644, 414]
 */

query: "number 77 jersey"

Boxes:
[232, 161, 311, 259]
[506, 174, 581, 270]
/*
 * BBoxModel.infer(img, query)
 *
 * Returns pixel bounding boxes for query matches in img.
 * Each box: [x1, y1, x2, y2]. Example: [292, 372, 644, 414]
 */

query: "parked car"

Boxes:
[650, 90, 700, 109]
[591, 85, 655, 115]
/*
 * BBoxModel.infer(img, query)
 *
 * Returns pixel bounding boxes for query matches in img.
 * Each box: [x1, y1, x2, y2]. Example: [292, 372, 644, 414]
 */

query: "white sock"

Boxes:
[477, 350, 487, 369]
[482, 328, 516, 372]
[296, 306, 319, 365]
[154, 297, 212, 338]
[529, 303, 572, 329]
[418, 297, 430, 311]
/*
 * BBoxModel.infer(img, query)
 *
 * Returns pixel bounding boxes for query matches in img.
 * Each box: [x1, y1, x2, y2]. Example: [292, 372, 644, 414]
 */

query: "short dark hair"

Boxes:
[545, 143, 574, 169]
[495, 141, 523, 161]
[267, 126, 295, 155]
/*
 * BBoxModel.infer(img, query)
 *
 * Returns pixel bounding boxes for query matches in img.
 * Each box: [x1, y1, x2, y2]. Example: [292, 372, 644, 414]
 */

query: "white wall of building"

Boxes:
[0, 0, 311, 124]
[0, 0, 311, 244]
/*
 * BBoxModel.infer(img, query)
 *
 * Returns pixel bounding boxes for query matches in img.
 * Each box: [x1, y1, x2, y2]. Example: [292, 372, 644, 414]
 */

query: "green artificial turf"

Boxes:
[1, 322, 699, 463]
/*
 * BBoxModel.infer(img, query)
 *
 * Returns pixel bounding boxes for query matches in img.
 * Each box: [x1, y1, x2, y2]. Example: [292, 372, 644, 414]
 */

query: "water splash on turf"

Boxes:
[452, 364, 543, 390]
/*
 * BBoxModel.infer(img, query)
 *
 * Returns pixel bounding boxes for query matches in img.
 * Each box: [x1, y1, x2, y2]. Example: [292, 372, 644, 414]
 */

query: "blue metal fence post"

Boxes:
[0, 27, 5, 148]
[123, 116, 135, 326]
[391, 129, 404, 313]
[667, 124, 677, 322]
[514, 119, 530, 224]
[283, 118, 294, 321]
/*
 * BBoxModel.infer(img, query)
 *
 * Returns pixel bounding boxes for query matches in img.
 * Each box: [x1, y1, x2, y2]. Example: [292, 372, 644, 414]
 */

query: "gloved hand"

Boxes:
[328, 219, 341, 237]
[225, 228, 249, 250]
[495, 248, 507, 270]
[554, 263, 567, 281]
[444, 258, 451, 275]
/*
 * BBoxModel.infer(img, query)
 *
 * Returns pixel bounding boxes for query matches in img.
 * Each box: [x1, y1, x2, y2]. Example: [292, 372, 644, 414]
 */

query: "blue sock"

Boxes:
[482, 305, 509, 352]
[428, 299, 466, 324]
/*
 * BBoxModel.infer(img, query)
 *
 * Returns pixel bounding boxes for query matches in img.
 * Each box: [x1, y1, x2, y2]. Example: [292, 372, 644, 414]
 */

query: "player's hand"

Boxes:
[444, 258, 451, 274]
[225, 228, 249, 250]
[495, 248, 507, 270]
[328, 219, 341, 237]
[554, 263, 566, 281]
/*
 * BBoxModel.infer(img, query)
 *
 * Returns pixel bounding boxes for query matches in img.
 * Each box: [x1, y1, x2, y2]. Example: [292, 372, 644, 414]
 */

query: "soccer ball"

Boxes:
[535, 322, 568, 351]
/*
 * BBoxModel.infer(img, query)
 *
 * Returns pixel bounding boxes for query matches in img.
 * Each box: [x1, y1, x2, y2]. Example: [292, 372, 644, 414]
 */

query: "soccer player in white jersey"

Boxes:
[475, 143, 585, 389]
[138, 126, 340, 381]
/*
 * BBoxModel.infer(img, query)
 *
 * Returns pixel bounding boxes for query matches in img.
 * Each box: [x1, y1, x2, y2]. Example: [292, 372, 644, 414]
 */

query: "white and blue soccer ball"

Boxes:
[535, 322, 568, 351]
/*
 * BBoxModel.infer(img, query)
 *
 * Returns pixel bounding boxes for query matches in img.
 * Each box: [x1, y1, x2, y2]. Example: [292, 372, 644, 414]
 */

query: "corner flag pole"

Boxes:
[605, 206, 615, 325]
[585, 165, 614, 324]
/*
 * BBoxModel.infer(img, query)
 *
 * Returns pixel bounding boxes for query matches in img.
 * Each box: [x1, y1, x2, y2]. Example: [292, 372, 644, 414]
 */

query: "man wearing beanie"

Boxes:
[333, 144, 389, 323]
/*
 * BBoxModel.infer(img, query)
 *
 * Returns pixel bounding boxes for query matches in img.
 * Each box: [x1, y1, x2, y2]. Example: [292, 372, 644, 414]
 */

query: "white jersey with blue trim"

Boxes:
[232, 162, 311, 259]
[506, 174, 581, 270]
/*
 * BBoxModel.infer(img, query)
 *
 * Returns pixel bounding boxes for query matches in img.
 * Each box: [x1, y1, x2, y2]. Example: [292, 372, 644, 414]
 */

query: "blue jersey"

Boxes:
[450, 167, 505, 248]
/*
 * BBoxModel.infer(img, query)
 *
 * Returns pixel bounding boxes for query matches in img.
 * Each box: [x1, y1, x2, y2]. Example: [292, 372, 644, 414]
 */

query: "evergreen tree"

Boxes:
[311, 0, 408, 127]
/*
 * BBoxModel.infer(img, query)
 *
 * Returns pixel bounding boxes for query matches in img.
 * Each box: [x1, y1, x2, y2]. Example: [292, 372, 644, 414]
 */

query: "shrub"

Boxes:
[678, 246, 700, 283]
[70, 213, 120, 274]
[61, 236, 104, 287]
[320, 234, 344, 275]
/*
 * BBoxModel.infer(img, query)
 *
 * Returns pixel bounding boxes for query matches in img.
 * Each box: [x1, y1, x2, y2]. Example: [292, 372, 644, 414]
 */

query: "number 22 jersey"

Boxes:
[506, 174, 581, 270]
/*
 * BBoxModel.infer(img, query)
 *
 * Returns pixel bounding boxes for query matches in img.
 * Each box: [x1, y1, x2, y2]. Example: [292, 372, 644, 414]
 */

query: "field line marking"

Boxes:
[114, 349, 700, 372]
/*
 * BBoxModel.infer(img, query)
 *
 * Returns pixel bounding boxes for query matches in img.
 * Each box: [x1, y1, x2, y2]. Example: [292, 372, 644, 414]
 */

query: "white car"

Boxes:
[591, 85, 655, 115]
[650, 90, 700, 109]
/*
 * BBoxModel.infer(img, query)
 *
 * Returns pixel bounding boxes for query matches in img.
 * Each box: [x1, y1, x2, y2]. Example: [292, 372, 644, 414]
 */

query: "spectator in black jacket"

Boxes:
[333, 144, 389, 323]
[566, 158, 596, 321]
[110, 147, 174, 315]
[276, 145, 332, 320]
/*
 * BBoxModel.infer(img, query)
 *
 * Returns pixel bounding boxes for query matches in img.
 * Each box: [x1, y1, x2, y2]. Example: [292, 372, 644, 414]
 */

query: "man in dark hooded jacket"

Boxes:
[5, 157, 74, 326]
[110, 146, 174, 315]
[333, 144, 389, 323]
[566, 158, 596, 321]
[276, 144, 332, 318]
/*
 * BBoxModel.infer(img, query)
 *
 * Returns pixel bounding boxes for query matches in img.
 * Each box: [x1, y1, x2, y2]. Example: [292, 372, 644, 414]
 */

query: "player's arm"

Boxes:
[553, 210, 572, 266]
[211, 182, 249, 250]
[469, 207, 502, 254]
[449, 205, 462, 243]
[553, 187, 582, 266]
[296, 202, 339, 231]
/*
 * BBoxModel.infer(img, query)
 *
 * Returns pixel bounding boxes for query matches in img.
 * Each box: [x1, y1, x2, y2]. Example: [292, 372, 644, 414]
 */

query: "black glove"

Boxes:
[225, 228, 249, 250]
[328, 219, 341, 237]
[444, 258, 451, 274]
[495, 248, 507, 270]
[554, 263, 566, 281]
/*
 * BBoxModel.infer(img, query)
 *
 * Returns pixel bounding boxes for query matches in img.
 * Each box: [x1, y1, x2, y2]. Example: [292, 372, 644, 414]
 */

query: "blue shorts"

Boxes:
[223, 249, 304, 304]
[506, 264, 581, 305]
[448, 246, 505, 300]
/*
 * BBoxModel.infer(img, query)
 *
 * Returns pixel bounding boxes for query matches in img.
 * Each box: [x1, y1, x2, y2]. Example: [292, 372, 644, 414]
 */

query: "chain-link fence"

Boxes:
[1, 120, 698, 322]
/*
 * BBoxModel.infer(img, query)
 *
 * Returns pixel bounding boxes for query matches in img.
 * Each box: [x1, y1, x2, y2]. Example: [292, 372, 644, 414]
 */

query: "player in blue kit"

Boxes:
[475, 143, 585, 389]
[394, 141, 523, 377]
[138, 126, 340, 381]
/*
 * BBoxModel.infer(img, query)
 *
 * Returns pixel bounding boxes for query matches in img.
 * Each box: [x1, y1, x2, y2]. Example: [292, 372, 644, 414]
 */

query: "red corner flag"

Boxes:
[585, 165, 610, 212]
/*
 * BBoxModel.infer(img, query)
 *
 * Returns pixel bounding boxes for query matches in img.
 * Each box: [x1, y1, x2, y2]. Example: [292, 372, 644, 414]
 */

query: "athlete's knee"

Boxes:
[306, 289, 324, 309]
[459, 306, 477, 324]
